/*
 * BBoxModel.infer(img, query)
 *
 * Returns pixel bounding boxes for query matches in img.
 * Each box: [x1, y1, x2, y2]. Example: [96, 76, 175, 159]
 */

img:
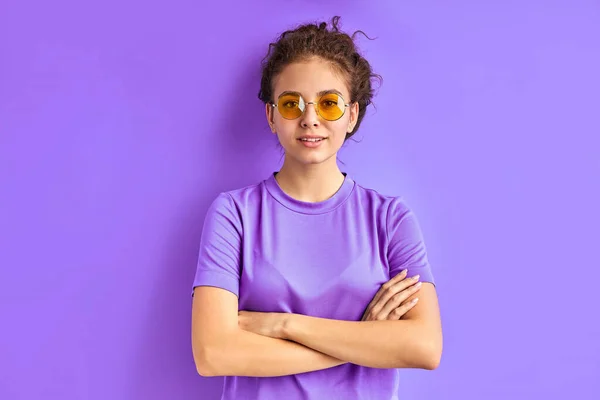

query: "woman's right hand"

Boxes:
[361, 269, 422, 321]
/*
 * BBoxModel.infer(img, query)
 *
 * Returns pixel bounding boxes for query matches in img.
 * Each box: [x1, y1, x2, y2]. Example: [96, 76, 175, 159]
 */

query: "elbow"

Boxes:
[399, 335, 441, 370]
[196, 359, 218, 377]
[196, 365, 216, 377]
[193, 345, 223, 377]
[419, 337, 443, 370]
[193, 329, 239, 377]
[194, 350, 216, 377]
[421, 351, 441, 370]
[197, 367, 220, 377]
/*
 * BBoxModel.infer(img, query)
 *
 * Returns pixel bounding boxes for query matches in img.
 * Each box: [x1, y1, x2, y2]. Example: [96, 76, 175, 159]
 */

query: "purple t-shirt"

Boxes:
[193, 172, 435, 400]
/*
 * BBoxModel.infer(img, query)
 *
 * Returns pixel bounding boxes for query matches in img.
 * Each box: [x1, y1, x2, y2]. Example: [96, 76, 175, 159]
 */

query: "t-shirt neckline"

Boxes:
[265, 171, 355, 214]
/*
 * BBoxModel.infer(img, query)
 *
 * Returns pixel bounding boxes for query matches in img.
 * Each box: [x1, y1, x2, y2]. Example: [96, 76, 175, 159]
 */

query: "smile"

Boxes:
[298, 138, 325, 142]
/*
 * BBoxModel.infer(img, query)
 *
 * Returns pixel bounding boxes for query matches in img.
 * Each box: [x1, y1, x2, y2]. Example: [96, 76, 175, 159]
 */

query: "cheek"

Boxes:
[328, 119, 351, 137]
[274, 120, 298, 136]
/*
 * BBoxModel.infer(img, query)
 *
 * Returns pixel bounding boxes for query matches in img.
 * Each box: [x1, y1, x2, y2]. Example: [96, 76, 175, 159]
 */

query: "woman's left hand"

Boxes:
[238, 310, 288, 339]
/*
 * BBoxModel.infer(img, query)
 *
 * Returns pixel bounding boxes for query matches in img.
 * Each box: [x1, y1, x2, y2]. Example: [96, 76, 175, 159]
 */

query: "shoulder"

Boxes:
[207, 180, 265, 215]
[352, 181, 412, 218]
[351, 181, 422, 242]
[224, 180, 264, 201]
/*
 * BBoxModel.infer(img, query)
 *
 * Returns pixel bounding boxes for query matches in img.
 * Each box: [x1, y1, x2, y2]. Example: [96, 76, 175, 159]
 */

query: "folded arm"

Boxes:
[281, 283, 442, 370]
[191, 286, 347, 377]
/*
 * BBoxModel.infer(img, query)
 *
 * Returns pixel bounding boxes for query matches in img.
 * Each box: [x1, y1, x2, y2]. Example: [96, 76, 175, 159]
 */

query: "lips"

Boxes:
[298, 137, 325, 142]
[297, 136, 326, 148]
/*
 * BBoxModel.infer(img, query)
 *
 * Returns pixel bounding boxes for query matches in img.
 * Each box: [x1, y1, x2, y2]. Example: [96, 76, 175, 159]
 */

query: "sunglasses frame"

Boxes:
[270, 92, 352, 121]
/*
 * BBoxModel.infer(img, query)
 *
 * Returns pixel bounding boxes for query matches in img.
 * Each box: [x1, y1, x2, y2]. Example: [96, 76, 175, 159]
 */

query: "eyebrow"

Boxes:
[278, 89, 344, 99]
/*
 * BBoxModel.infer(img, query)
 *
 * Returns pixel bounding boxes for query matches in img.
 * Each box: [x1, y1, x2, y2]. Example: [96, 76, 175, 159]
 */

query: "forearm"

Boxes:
[282, 314, 442, 370]
[196, 328, 347, 377]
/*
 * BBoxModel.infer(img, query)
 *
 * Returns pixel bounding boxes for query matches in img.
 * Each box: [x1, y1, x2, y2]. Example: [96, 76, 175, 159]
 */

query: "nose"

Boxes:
[300, 102, 320, 128]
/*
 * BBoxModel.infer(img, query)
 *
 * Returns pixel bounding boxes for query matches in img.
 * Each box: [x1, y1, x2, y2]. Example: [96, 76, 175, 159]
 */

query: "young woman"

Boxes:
[191, 16, 442, 400]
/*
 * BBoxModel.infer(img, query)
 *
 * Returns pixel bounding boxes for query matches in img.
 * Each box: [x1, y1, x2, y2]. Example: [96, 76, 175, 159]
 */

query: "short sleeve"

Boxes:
[386, 198, 435, 286]
[191, 193, 242, 297]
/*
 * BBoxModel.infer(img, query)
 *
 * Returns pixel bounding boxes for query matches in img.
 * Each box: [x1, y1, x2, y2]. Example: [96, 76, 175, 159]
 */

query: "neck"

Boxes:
[275, 157, 345, 203]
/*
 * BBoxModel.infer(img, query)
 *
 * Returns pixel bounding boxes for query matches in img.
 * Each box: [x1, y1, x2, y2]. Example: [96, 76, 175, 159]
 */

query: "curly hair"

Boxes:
[258, 16, 382, 140]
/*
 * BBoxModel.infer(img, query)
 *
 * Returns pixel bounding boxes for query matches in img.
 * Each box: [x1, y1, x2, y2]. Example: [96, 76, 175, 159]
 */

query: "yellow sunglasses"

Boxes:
[271, 91, 351, 121]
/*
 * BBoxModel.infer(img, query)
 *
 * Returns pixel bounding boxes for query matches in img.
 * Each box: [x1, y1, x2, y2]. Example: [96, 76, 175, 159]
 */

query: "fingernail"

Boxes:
[412, 274, 420, 281]
[401, 269, 408, 275]
[415, 282, 422, 288]
[412, 298, 419, 304]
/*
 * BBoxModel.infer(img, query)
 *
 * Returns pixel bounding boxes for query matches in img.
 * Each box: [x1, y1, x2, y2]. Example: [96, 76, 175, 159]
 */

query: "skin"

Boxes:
[265, 57, 359, 203]
[191, 57, 442, 377]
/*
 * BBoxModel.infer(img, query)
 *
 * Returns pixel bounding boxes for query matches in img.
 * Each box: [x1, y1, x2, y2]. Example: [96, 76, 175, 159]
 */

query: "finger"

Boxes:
[369, 274, 421, 318]
[386, 297, 419, 320]
[377, 281, 422, 319]
[363, 273, 416, 321]
[369, 269, 408, 308]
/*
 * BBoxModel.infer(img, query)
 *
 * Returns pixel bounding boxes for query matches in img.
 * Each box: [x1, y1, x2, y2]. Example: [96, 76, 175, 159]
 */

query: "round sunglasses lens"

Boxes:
[318, 93, 345, 120]
[277, 94, 303, 119]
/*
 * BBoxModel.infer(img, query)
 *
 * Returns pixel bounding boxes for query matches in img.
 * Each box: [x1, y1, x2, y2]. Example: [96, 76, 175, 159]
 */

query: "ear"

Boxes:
[347, 101, 360, 133]
[265, 103, 276, 133]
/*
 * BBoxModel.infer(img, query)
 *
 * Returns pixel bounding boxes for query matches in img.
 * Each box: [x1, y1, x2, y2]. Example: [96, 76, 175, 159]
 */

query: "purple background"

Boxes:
[1, 0, 599, 399]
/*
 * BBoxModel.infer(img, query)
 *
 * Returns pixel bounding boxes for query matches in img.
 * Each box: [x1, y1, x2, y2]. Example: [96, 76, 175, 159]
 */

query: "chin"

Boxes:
[293, 152, 336, 166]
[280, 140, 341, 165]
